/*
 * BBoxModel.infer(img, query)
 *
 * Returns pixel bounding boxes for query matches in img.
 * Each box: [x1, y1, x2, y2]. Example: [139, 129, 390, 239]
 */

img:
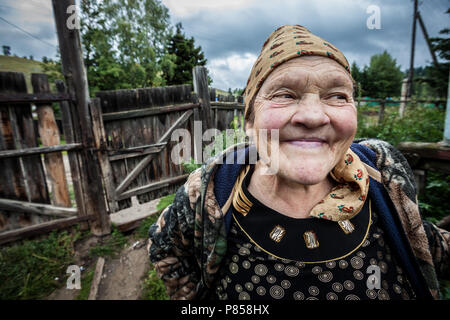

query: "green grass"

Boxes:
[134, 193, 176, 300]
[89, 227, 127, 258]
[0, 226, 83, 300]
[141, 267, 169, 300]
[133, 193, 175, 239]
[75, 267, 95, 300]
[156, 193, 176, 212]
[134, 213, 161, 240]
[0, 55, 44, 93]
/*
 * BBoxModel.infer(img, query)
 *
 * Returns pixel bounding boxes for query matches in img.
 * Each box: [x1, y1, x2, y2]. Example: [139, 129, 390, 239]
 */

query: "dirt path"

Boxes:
[47, 236, 150, 300]
[96, 240, 149, 300]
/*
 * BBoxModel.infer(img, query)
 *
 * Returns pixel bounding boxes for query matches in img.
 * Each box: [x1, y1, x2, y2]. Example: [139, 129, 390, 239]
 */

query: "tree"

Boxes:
[165, 23, 207, 85]
[80, 0, 176, 93]
[364, 50, 403, 98]
[351, 61, 367, 97]
[2, 45, 10, 56]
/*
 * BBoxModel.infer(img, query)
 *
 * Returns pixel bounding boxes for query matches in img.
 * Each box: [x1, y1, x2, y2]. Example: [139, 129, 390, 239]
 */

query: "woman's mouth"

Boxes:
[284, 138, 327, 149]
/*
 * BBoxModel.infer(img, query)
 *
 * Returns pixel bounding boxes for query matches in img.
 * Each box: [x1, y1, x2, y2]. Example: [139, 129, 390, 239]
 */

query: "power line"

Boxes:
[0, 15, 57, 48]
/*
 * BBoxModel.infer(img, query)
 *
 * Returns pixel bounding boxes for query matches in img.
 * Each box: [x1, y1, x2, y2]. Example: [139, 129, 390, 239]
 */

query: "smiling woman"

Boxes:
[148, 25, 450, 301]
[246, 56, 358, 218]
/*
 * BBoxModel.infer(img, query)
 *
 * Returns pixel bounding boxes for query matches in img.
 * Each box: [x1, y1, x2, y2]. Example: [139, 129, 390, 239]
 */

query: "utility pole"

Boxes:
[443, 71, 450, 146]
[406, 0, 418, 99]
[417, 12, 439, 69]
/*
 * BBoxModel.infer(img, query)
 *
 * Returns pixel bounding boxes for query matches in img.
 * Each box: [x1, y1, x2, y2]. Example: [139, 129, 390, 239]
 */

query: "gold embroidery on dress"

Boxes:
[269, 225, 286, 243]
[232, 165, 253, 216]
[303, 230, 319, 249]
[338, 219, 355, 234]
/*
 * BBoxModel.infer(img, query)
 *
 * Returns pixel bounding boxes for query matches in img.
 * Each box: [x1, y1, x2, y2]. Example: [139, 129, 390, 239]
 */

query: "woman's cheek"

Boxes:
[256, 107, 289, 130]
[331, 108, 357, 137]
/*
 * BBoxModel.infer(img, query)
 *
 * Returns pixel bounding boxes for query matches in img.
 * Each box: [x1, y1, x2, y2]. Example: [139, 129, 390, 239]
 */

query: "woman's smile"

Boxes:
[283, 137, 328, 149]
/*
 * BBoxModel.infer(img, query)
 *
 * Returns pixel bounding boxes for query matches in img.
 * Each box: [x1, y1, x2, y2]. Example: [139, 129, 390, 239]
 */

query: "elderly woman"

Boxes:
[148, 25, 449, 300]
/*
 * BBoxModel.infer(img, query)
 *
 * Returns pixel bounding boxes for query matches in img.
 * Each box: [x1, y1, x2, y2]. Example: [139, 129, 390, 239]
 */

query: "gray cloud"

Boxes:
[1, 0, 448, 90]
[174, 0, 449, 89]
[0, 0, 58, 59]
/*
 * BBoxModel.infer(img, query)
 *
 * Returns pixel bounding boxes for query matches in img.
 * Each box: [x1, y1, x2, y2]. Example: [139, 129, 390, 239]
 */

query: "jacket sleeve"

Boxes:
[147, 185, 201, 300]
[423, 221, 450, 280]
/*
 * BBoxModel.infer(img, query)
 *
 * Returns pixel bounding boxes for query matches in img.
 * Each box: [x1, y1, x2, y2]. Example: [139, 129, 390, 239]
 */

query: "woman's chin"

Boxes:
[280, 165, 331, 186]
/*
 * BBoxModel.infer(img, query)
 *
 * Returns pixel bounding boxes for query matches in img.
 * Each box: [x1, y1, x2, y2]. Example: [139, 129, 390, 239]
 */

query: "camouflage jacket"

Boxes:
[148, 139, 450, 300]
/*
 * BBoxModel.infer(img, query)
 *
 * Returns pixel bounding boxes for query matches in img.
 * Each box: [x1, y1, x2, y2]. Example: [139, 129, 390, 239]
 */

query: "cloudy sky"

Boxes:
[0, 0, 448, 90]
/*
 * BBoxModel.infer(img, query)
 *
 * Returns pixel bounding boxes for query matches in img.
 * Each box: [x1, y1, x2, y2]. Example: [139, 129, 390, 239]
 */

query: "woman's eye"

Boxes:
[274, 93, 294, 100]
[328, 94, 348, 101]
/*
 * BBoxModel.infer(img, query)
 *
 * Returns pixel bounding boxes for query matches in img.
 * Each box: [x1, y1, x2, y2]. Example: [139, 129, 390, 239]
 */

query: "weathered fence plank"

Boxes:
[0, 92, 71, 104]
[193, 66, 212, 131]
[101, 103, 199, 122]
[56, 80, 87, 226]
[0, 198, 77, 218]
[0, 214, 94, 245]
[0, 72, 52, 232]
[0, 143, 82, 159]
[90, 98, 118, 213]
[32, 74, 71, 208]
[114, 109, 193, 196]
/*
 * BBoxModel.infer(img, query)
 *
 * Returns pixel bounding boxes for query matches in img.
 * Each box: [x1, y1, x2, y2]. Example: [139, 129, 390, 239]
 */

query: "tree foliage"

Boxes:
[80, 0, 176, 94]
[352, 51, 403, 98]
[165, 23, 207, 85]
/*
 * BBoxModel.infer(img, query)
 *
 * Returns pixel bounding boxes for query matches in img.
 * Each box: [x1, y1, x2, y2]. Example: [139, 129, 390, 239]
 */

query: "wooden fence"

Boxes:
[95, 84, 197, 212]
[0, 65, 247, 242]
[1, 66, 448, 241]
[0, 72, 100, 244]
[93, 67, 245, 222]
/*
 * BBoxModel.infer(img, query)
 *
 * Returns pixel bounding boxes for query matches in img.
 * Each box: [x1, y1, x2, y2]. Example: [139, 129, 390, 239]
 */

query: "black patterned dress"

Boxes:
[214, 166, 416, 301]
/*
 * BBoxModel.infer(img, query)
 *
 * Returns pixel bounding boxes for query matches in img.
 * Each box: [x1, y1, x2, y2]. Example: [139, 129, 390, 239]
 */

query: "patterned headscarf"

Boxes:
[244, 24, 352, 120]
[240, 25, 368, 222]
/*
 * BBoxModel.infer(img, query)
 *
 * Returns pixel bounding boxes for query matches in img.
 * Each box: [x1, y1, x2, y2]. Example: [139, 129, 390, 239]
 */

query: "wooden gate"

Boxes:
[93, 83, 200, 230]
[0, 72, 111, 244]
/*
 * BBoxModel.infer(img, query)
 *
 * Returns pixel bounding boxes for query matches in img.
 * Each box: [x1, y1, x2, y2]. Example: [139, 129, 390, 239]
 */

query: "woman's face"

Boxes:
[246, 55, 357, 185]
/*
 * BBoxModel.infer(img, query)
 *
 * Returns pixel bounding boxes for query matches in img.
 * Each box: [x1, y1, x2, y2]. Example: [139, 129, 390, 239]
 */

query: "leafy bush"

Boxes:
[356, 103, 445, 146]
[419, 171, 450, 220]
[356, 103, 448, 222]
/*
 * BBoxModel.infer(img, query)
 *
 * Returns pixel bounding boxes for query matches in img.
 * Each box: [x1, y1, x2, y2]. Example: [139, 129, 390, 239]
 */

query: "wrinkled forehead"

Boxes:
[260, 56, 354, 92]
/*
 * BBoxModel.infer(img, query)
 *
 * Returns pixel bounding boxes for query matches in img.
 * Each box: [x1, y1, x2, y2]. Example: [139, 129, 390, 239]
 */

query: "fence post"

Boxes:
[193, 66, 212, 131]
[399, 78, 409, 118]
[443, 71, 450, 146]
[90, 98, 118, 213]
[52, 0, 110, 235]
[378, 100, 386, 124]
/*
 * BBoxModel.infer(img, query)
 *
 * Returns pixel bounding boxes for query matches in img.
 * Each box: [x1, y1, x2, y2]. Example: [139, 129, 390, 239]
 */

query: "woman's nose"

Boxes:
[290, 94, 330, 129]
